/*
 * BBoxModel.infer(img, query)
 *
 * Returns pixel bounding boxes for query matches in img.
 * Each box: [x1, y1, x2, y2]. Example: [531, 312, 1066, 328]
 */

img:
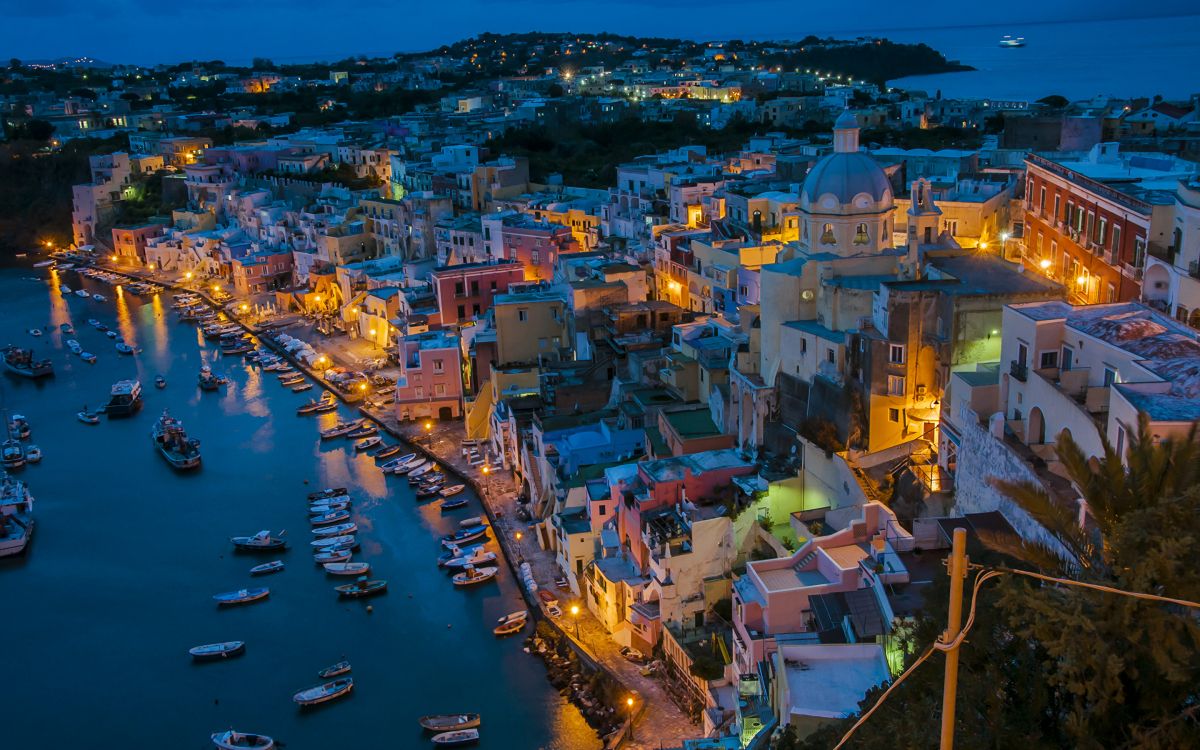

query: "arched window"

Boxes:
[820, 223, 836, 245]
[853, 223, 869, 245]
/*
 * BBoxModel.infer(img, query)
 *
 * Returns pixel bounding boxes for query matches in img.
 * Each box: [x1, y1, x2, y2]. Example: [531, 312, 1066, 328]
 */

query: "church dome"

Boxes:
[800, 113, 893, 213]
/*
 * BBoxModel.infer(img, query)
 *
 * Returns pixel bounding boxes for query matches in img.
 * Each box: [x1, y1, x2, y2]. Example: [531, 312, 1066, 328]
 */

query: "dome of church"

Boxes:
[800, 114, 893, 213]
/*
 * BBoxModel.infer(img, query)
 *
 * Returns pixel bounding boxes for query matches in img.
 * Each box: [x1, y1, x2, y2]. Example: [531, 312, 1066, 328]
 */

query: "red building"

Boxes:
[231, 249, 293, 295]
[1021, 146, 1190, 304]
[498, 215, 580, 281]
[431, 259, 525, 326]
[111, 222, 165, 264]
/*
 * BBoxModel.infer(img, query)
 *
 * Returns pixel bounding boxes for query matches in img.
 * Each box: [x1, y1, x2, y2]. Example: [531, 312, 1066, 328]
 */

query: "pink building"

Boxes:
[497, 215, 580, 281]
[732, 503, 914, 675]
[431, 259, 524, 326]
[231, 249, 293, 295]
[394, 330, 464, 421]
[111, 222, 165, 264]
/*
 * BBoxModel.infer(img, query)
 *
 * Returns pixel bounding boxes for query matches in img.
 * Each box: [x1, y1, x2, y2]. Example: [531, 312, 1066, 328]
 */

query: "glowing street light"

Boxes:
[185, 272, 193, 280]
[570, 604, 580, 637]
[110, 254, 118, 262]
[424, 420, 433, 448]
[626, 696, 636, 740]
[1039, 259, 1052, 270]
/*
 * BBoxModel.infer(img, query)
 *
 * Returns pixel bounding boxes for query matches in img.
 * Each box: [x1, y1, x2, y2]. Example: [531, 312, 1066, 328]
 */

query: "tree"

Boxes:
[8, 58, 20, 70]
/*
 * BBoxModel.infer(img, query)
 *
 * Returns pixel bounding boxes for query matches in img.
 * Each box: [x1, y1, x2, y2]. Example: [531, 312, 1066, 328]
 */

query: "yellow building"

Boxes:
[493, 286, 571, 366]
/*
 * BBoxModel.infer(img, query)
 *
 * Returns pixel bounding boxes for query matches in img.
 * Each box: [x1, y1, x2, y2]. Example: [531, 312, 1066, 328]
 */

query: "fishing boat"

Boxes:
[459, 517, 483, 528]
[311, 534, 356, 548]
[318, 660, 352, 678]
[409, 462, 436, 479]
[66, 339, 81, 353]
[312, 522, 357, 538]
[431, 728, 480, 746]
[419, 714, 482, 732]
[313, 548, 352, 564]
[381, 455, 419, 472]
[440, 497, 469, 511]
[249, 560, 285, 575]
[437, 543, 484, 567]
[334, 578, 387, 598]
[154, 375, 166, 389]
[441, 526, 488, 548]
[296, 399, 323, 415]
[24, 445, 42, 463]
[189, 641, 246, 661]
[320, 421, 362, 440]
[105, 330, 118, 339]
[315, 400, 338, 413]
[452, 566, 498, 587]
[76, 407, 100, 425]
[8, 414, 30, 439]
[310, 508, 351, 526]
[323, 562, 370, 576]
[152, 410, 202, 469]
[444, 548, 498, 570]
[213, 587, 270, 606]
[440, 484, 466, 498]
[211, 729, 275, 749]
[345, 424, 377, 439]
[231, 530, 287, 552]
[59, 284, 71, 294]
[104, 379, 143, 418]
[279, 375, 304, 387]
[497, 610, 528, 627]
[198, 366, 224, 392]
[307, 487, 348, 502]
[115, 342, 135, 355]
[374, 445, 404, 459]
[354, 436, 381, 452]
[292, 677, 353, 706]
[291, 382, 313, 393]
[87, 318, 101, 328]
[80, 352, 96, 363]
[92, 293, 106, 302]
[0, 474, 35, 557]
[3, 346, 53, 378]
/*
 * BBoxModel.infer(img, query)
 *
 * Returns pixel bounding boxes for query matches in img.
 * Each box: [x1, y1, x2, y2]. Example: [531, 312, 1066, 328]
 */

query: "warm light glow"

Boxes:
[1039, 259, 1052, 270]
[359, 383, 367, 391]
[212, 284, 220, 293]
[185, 272, 193, 279]
[148, 264, 155, 271]
[424, 422, 432, 432]
[515, 532, 523, 541]
[110, 254, 118, 262]
[240, 303, 248, 311]
[570, 605, 579, 616]
[1000, 232, 1010, 242]
[978, 242, 988, 250]
[482, 465, 490, 475]
[626, 698, 634, 707]
[369, 329, 376, 336]
[315, 295, 322, 303]
[1076, 275, 1088, 286]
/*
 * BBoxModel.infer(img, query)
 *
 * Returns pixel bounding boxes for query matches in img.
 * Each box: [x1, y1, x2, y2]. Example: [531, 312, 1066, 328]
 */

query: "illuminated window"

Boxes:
[887, 375, 906, 396]
[820, 223, 835, 245]
[853, 223, 869, 245]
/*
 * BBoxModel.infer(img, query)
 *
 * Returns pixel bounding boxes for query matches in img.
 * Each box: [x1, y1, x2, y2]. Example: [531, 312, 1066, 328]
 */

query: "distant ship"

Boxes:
[999, 36, 1026, 48]
[151, 410, 201, 470]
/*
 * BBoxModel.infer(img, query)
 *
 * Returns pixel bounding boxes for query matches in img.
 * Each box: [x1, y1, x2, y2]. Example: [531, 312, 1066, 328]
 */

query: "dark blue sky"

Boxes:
[0, 0, 1194, 65]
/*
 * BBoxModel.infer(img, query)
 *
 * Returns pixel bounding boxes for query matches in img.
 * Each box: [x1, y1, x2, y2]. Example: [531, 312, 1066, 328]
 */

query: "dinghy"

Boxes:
[311, 522, 357, 538]
[452, 566, 498, 587]
[210, 730, 275, 749]
[309, 509, 351, 526]
[292, 677, 353, 706]
[374, 444, 404, 459]
[432, 728, 480, 746]
[311, 534, 356, 548]
[440, 497, 468, 511]
[307, 501, 350, 514]
[354, 436, 381, 452]
[213, 587, 270, 606]
[440, 484, 466, 498]
[77, 407, 100, 425]
[189, 641, 246, 661]
[307, 487, 348, 501]
[231, 530, 287, 552]
[335, 578, 387, 598]
[249, 560, 285, 575]
[419, 714, 481, 732]
[313, 548, 353, 564]
[441, 526, 488, 548]
[494, 618, 526, 637]
[323, 562, 370, 576]
[317, 660, 352, 679]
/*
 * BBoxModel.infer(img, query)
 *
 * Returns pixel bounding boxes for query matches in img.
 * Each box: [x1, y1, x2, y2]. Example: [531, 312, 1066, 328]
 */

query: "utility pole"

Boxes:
[940, 527, 968, 750]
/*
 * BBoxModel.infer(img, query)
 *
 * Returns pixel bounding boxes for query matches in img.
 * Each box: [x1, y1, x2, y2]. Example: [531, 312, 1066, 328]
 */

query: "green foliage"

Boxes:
[3, 118, 54, 142]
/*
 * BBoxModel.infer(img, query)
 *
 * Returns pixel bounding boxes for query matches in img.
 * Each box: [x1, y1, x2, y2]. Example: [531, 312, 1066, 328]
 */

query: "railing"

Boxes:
[1010, 360, 1028, 382]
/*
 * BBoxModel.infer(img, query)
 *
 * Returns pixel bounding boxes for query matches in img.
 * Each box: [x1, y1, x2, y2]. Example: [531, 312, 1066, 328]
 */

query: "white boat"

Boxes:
[24, 445, 42, 463]
[189, 641, 246, 661]
[0, 474, 35, 558]
[74, 290, 89, 298]
[211, 730, 274, 749]
[213, 587, 270, 606]
[459, 516, 483, 528]
[432, 728, 480, 746]
[311, 534, 356, 548]
[77, 408, 100, 425]
[249, 560, 285, 575]
[92, 293, 106, 302]
[313, 548, 352, 564]
[292, 677, 353, 706]
[409, 462, 435, 478]
[452, 565, 498, 587]
[441, 484, 466, 498]
[323, 562, 370, 576]
[497, 610, 528, 627]
[28, 328, 41, 337]
[445, 548, 498, 570]
[1, 439, 24, 470]
[308, 501, 351, 514]
[80, 352, 96, 363]
[312, 522, 357, 537]
[309, 509, 351, 526]
[354, 436, 381, 452]
[59, 285, 71, 294]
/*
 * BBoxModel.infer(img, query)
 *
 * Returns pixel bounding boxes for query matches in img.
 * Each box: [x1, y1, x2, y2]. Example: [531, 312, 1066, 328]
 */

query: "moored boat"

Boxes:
[152, 410, 201, 469]
[311, 522, 357, 538]
[419, 714, 482, 732]
[444, 548, 498, 570]
[311, 534, 356, 548]
[320, 420, 362, 440]
[308, 500, 350, 514]
[374, 444, 404, 459]
[323, 562, 370, 576]
[231, 530, 287, 552]
[80, 352, 96, 363]
[354, 436, 381, 452]
[189, 641, 246, 661]
[154, 374, 166, 388]
[213, 587, 270, 606]
[115, 342, 135, 355]
[440, 497, 468, 511]
[249, 560, 285, 575]
[345, 424, 377, 439]
[1, 439, 24, 469]
[76, 407, 100, 425]
[24, 445, 42, 463]
[440, 484, 466, 498]
[493, 618, 526, 637]
[452, 566, 498, 587]
[431, 728, 480, 746]
[8, 414, 30, 439]
[441, 526, 488, 549]
[334, 578, 387, 598]
[292, 677, 353, 706]
[105, 379, 143, 418]
[317, 660, 352, 679]
[313, 548, 352, 564]
[198, 365, 224, 392]
[291, 382, 313, 392]
[3, 346, 53, 379]
[0, 473, 35, 557]
[309, 509, 351, 526]
[307, 487, 348, 502]
[210, 729, 275, 749]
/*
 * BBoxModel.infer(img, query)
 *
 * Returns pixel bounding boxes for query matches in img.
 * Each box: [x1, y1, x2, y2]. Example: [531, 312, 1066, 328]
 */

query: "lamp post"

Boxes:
[570, 604, 580, 638]
[626, 697, 636, 740]
[424, 420, 433, 449]
[481, 464, 491, 503]
[316, 355, 329, 378]
[514, 530, 524, 561]
[368, 328, 377, 351]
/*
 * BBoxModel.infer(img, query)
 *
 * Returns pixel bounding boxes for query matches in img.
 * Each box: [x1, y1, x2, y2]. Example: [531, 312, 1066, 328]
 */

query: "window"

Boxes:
[598, 505, 606, 516]
[1109, 224, 1121, 262]
[888, 408, 900, 423]
[457, 304, 465, 319]
[1106, 283, 1116, 303]
[435, 384, 446, 395]
[415, 387, 424, 398]
[1103, 367, 1118, 387]
[820, 223, 835, 245]
[1053, 194, 1061, 220]
[826, 349, 835, 364]
[470, 280, 479, 295]
[944, 219, 958, 235]
[800, 339, 807, 354]
[1017, 343, 1028, 367]
[1133, 237, 1146, 266]
[490, 280, 497, 291]
[454, 281, 465, 295]
[887, 375, 906, 396]
[472, 303, 480, 316]
[1116, 425, 1126, 457]
[518, 308, 528, 322]
[1039, 350, 1058, 368]
[1039, 186, 1046, 211]
[1061, 346, 1074, 371]
[432, 359, 444, 373]
[889, 344, 905, 364]
[1097, 217, 1107, 246]
[853, 223, 869, 245]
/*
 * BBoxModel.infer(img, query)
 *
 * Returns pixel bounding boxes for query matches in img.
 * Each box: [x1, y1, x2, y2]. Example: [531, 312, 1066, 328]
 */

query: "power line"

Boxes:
[832, 644, 937, 750]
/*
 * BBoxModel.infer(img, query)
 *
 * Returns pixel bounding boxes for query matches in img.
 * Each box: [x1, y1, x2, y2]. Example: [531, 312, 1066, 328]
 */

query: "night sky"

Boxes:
[0, 0, 1195, 65]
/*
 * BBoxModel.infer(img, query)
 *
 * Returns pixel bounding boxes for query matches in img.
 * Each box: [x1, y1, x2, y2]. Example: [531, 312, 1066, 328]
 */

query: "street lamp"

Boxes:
[424, 420, 433, 448]
[626, 697, 636, 740]
[481, 464, 491, 502]
[514, 530, 524, 560]
[570, 604, 580, 637]
[368, 328, 377, 351]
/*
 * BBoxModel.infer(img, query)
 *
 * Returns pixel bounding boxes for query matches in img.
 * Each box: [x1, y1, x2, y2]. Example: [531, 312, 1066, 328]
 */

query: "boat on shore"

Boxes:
[419, 714, 482, 732]
[432, 728, 480, 746]
[0, 473, 35, 557]
[249, 560, 285, 575]
[3, 346, 53, 379]
[231, 530, 287, 552]
[213, 587, 270, 606]
[334, 578, 388, 598]
[189, 641, 246, 661]
[211, 730, 275, 749]
[317, 660, 352, 679]
[292, 677, 353, 706]
[105, 379, 143, 418]
[151, 410, 201, 469]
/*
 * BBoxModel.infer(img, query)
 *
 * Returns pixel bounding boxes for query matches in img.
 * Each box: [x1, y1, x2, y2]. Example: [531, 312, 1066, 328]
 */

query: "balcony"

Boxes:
[1009, 360, 1028, 382]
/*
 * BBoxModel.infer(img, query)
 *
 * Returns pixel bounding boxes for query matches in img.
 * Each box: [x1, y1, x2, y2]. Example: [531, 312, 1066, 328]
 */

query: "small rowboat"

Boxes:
[311, 534, 356, 548]
[432, 729, 480, 746]
[459, 516, 483, 528]
[213, 587, 270, 606]
[497, 610, 528, 626]
[323, 562, 370, 576]
[292, 677, 353, 706]
[318, 660, 352, 679]
[345, 424, 378, 439]
[249, 560, 285, 575]
[335, 578, 387, 598]
[441, 526, 488, 549]
[154, 375, 166, 388]
[354, 436, 382, 452]
[308, 500, 351, 514]
[313, 549, 352, 564]
[440, 484, 466, 498]
[77, 409, 100, 425]
[231, 531, 287, 551]
[291, 382, 313, 393]
[494, 618, 526, 637]
[441, 497, 468, 511]
[211, 729, 275, 749]
[374, 445, 404, 459]
[189, 641, 246, 661]
[312, 522, 357, 538]
[381, 454, 418, 471]
[452, 566, 498, 587]
[409, 462, 435, 478]
[310, 509, 351, 526]
[419, 713, 481, 732]
[307, 487, 348, 501]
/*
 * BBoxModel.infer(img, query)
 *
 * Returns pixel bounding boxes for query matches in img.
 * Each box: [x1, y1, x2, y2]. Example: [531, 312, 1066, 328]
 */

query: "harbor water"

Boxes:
[0, 264, 599, 750]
